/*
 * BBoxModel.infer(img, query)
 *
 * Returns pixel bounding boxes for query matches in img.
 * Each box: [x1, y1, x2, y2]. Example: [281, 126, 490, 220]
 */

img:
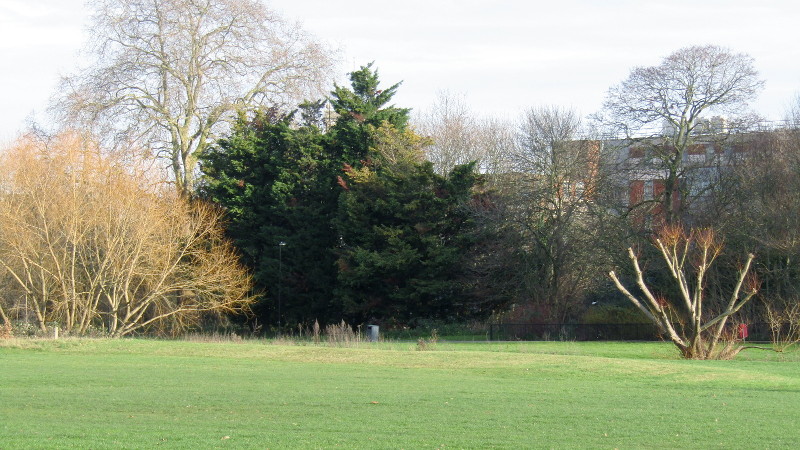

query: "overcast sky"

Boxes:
[1, 0, 799, 143]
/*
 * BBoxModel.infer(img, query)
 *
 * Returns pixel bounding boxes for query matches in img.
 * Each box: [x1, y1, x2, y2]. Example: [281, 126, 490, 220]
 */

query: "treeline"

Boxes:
[2, 0, 800, 342]
[200, 59, 800, 336]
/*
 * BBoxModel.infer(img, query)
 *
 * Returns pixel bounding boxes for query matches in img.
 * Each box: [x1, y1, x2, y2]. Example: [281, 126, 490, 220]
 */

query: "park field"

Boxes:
[1, 339, 799, 448]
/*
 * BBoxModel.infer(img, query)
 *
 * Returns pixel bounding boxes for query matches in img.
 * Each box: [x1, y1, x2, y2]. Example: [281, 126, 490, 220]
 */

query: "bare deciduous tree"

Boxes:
[0, 132, 254, 336]
[708, 99, 800, 348]
[0, 287, 10, 327]
[609, 226, 758, 359]
[476, 117, 517, 177]
[598, 45, 764, 224]
[422, 103, 616, 323]
[787, 94, 800, 127]
[415, 92, 515, 177]
[57, 0, 335, 195]
[416, 92, 481, 175]
[764, 299, 800, 352]
[482, 106, 608, 322]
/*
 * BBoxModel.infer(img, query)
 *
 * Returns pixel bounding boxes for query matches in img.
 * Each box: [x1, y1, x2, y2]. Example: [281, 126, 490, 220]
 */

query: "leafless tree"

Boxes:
[0, 287, 9, 327]
[706, 103, 800, 339]
[0, 132, 254, 336]
[609, 226, 758, 359]
[475, 117, 517, 177]
[764, 299, 800, 352]
[416, 92, 480, 175]
[788, 94, 800, 128]
[56, 0, 335, 195]
[487, 106, 608, 322]
[415, 92, 515, 177]
[598, 45, 764, 225]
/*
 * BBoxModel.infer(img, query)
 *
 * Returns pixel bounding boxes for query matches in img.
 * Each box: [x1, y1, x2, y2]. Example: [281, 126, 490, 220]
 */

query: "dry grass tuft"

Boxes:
[416, 329, 439, 351]
[183, 331, 244, 343]
[325, 321, 363, 346]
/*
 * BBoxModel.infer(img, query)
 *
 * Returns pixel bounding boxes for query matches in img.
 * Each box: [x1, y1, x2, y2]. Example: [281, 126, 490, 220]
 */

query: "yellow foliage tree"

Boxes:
[0, 132, 253, 336]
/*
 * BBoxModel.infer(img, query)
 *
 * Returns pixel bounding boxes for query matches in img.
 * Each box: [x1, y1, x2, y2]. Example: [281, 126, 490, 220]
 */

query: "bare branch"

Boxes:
[55, 0, 336, 195]
[609, 227, 758, 359]
[0, 132, 254, 336]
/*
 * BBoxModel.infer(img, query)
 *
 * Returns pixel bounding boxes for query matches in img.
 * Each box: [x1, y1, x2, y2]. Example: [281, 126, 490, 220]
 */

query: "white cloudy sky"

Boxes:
[1, 0, 799, 143]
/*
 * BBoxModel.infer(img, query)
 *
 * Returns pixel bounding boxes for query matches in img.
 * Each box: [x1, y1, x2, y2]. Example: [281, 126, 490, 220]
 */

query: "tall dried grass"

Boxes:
[325, 321, 363, 346]
[182, 331, 244, 343]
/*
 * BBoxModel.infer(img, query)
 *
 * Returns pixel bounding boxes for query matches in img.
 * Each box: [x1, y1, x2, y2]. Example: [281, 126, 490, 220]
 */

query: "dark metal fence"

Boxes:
[488, 322, 775, 342]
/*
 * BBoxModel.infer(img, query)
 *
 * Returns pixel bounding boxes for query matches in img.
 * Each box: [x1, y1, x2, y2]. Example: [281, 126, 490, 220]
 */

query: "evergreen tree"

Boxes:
[201, 65, 493, 329]
[328, 63, 410, 162]
[334, 124, 482, 324]
[199, 110, 340, 326]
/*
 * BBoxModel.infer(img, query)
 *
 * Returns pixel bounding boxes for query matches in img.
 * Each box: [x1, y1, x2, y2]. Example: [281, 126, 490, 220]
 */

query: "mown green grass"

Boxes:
[1, 339, 799, 448]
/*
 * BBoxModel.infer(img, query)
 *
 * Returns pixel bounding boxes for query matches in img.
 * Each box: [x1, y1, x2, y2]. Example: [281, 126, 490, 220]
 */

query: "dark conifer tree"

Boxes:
[201, 64, 495, 329]
[199, 111, 340, 326]
[328, 62, 410, 162]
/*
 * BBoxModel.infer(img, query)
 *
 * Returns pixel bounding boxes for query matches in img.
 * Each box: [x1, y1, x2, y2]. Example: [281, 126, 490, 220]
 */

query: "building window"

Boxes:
[628, 146, 645, 158]
[629, 180, 644, 206]
[687, 144, 705, 155]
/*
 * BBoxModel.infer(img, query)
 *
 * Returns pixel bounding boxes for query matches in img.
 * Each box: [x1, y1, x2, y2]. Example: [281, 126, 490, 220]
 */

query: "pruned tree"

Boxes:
[598, 45, 764, 224]
[609, 226, 758, 359]
[57, 0, 334, 195]
[0, 132, 254, 336]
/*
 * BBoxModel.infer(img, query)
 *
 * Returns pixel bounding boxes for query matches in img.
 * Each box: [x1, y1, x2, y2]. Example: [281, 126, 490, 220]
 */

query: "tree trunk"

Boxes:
[0, 303, 10, 326]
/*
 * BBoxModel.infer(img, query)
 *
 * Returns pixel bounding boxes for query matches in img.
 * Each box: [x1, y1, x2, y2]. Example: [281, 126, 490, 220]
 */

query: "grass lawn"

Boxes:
[1, 339, 799, 448]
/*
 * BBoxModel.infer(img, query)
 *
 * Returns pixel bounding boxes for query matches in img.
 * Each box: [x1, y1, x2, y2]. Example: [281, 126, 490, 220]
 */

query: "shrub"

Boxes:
[582, 305, 650, 325]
